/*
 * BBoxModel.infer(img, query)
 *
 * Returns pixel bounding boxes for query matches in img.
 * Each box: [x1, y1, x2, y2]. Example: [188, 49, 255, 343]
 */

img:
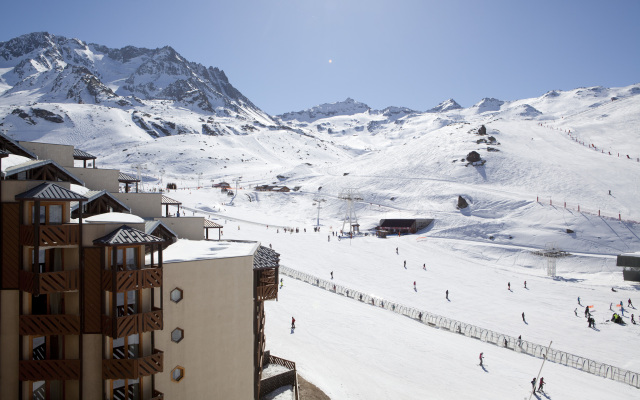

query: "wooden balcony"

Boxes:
[20, 224, 80, 247]
[256, 268, 278, 301]
[19, 269, 79, 295]
[19, 314, 81, 336]
[102, 308, 163, 339]
[102, 349, 163, 380]
[19, 359, 81, 381]
[101, 268, 162, 292]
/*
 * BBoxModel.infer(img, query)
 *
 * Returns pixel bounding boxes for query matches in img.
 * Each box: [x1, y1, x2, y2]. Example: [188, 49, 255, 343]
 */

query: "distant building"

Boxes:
[376, 218, 434, 234]
[617, 252, 640, 282]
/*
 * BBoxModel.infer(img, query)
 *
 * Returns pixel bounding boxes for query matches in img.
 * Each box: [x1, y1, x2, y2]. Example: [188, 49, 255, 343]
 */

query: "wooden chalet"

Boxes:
[70, 190, 131, 218]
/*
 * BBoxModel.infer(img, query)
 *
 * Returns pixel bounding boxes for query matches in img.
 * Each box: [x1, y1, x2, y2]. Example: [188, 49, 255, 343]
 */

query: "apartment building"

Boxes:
[0, 133, 285, 399]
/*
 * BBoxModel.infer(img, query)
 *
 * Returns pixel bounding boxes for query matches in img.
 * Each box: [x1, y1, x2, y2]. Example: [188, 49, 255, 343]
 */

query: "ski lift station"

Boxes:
[617, 252, 640, 281]
[376, 218, 434, 235]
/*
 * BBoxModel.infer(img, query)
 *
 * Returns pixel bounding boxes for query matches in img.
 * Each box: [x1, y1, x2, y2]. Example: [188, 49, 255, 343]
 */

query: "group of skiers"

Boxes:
[531, 377, 545, 393]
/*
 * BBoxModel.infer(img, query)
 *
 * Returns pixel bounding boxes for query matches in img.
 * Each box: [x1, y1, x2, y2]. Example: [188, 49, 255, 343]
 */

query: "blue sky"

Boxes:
[1, 0, 638, 115]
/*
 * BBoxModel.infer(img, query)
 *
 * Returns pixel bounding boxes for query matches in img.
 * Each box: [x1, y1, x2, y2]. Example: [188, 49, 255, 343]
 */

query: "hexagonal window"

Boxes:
[171, 366, 185, 382]
[171, 328, 184, 343]
[170, 288, 183, 303]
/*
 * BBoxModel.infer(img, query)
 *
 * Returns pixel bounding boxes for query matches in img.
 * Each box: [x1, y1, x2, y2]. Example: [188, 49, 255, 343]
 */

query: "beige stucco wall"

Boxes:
[67, 167, 119, 192]
[155, 255, 255, 399]
[112, 193, 162, 219]
[0, 290, 20, 400]
[1, 180, 72, 203]
[153, 217, 204, 240]
[19, 142, 75, 168]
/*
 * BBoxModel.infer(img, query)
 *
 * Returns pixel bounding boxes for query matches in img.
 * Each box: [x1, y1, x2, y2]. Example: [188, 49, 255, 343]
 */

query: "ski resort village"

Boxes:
[0, 31, 640, 400]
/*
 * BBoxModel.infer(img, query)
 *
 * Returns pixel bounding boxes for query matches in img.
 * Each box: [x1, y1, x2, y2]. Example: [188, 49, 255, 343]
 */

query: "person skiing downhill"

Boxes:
[522, 312, 526, 322]
[291, 317, 295, 329]
[508, 282, 511, 290]
[446, 290, 449, 300]
[404, 260, 406, 268]
[423, 263, 426, 270]
[629, 298, 634, 308]
[531, 377, 537, 391]
[479, 352, 484, 366]
[413, 281, 416, 290]
[524, 281, 527, 289]
[330, 271, 333, 280]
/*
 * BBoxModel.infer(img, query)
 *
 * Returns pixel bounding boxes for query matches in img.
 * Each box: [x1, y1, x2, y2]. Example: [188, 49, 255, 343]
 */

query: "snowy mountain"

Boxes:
[277, 98, 372, 122]
[0, 32, 270, 122]
[427, 98, 462, 113]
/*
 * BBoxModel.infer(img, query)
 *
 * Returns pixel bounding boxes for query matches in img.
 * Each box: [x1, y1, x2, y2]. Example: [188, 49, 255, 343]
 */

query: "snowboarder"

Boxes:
[291, 317, 295, 329]
[508, 282, 511, 291]
[330, 271, 333, 280]
[531, 377, 537, 391]
[522, 312, 526, 322]
[479, 352, 484, 367]
[524, 281, 527, 289]
[446, 290, 449, 300]
[538, 377, 545, 392]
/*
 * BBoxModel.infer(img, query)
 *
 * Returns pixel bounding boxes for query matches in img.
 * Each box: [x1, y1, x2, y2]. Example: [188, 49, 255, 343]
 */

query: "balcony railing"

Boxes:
[102, 349, 164, 380]
[102, 308, 163, 339]
[19, 314, 81, 336]
[20, 224, 80, 247]
[102, 268, 162, 292]
[256, 268, 278, 301]
[19, 270, 79, 295]
[19, 359, 81, 381]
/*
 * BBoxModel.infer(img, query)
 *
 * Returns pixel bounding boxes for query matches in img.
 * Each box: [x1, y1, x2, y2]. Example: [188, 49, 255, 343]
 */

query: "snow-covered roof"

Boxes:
[85, 212, 144, 224]
[70, 190, 131, 212]
[147, 239, 259, 264]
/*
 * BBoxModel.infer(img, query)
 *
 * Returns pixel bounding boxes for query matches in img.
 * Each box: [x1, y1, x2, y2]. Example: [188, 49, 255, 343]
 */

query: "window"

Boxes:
[171, 328, 184, 343]
[31, 203, 64, 224]
[171, 366, 185, 382]
[170, 288, 183, 303]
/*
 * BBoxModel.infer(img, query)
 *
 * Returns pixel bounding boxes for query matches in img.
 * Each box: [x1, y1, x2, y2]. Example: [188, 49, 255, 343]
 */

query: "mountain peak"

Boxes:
[278, 98, 370, 122]
[428, 98, 462, 113]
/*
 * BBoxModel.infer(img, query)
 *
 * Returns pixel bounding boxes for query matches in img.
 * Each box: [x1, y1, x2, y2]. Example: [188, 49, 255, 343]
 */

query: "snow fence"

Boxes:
[280, 266, 640, 389]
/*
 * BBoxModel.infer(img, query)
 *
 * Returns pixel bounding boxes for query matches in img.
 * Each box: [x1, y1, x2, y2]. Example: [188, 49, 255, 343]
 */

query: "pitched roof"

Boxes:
[3, 159, 84, 185]
[118, 172, 139, 182]
[0, 149, 9, 158]
[15, 182, 89, 201]
[73, 148, 97, 160]
[204, 219, 223, 228]
[70, 190, 131, 212]
[253, 245, 280, 270]
[161, 195, 181, 205]
[0, 132, 38, 159]
[145, 220, 178, 238]
[93, 225, 164, 246]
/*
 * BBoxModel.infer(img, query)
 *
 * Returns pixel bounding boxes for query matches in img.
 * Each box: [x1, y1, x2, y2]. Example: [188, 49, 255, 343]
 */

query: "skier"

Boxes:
[578, 296, 581, 305]
[479, 352, 484, 367]
[331, 271, 333, 280]
[610, 302, 613, 311]
[446, 290, 449, 300]
[418, 312, 423, 320]
[524, 280, 527, 289]
[538, 377, 545, 392]
[328, 235, 330, 242]
[522, 312, 526, 323]
[508, 282, 510, 291]
[396, 247, 398, 255]
[413, 281, 416, 291]
[423, 263, 426, 270]
[517, 335, 522, 346]
[404, 260, 406, 268]
[585, 306, 590, 318]
[531, 377, 537, 391]
[291, 317, 295, 329]
[632, 314, 636, 324]
[574, 308, 577, 316]
[280, 278, 283, 289]
[629, 298, 634, 308]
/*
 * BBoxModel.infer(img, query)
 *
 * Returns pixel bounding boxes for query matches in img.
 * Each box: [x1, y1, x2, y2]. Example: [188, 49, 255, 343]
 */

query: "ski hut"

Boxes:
[617, 252, 640, 282]
[376, 218, 434, 235]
